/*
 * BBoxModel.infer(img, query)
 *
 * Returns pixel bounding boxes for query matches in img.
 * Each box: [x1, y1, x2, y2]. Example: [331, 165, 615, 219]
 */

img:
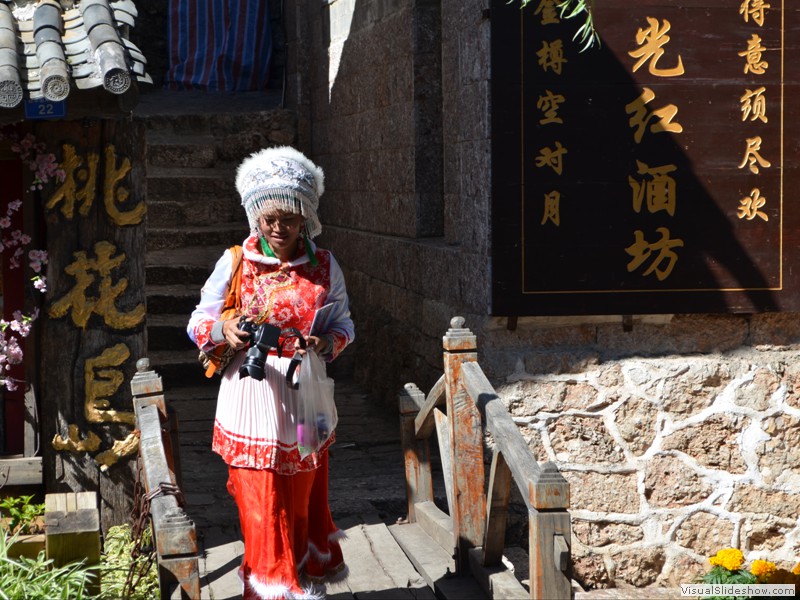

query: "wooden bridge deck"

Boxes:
[197, 520, 498, 599]
[147, 319, 681, 599]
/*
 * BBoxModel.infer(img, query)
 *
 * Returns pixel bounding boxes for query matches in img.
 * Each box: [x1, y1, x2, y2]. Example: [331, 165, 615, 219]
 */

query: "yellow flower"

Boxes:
[709, 548, 745, 571]
[793, 562, 800, 577]
[751, 559, 776, 581]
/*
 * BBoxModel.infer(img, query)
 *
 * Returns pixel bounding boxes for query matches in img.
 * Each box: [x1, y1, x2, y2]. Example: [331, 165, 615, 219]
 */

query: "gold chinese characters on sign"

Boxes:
[48, 240, 145, 330]
[48, 141, 145, 470]
[45, 144, 146, 226]
[736, 4, 772, 223]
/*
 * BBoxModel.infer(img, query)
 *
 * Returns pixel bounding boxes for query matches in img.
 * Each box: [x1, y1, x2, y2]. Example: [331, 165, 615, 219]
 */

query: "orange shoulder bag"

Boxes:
[199, 245, 244, 377]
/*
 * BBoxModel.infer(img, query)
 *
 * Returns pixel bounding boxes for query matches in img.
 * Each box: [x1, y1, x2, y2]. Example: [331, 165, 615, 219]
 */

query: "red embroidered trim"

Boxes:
[212, 420, 335, 474]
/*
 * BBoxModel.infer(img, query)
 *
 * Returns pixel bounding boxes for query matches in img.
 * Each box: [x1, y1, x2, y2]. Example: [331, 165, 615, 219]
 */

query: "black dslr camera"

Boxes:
[238, 317, 282, 381]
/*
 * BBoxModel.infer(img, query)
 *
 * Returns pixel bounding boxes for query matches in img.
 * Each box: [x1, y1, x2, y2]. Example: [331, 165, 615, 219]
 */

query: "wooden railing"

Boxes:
[398, 317, 572, 599]
[130, 358, 200, 599]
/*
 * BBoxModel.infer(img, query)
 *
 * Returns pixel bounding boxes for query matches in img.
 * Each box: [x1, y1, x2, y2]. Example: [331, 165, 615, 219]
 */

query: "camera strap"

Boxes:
[284, 328, 306, 389]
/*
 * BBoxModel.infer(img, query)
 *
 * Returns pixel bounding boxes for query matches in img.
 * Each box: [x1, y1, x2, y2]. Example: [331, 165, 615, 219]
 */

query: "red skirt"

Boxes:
[227, 451, 347, 599]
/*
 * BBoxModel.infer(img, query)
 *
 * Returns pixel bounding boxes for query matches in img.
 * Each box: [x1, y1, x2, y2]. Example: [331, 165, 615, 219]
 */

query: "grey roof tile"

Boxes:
[0, 0, 150, 109]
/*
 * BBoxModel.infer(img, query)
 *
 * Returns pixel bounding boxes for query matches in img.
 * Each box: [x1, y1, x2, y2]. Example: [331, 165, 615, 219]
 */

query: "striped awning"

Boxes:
[165, 0, 272, 92]
[0, 0, 151, 110]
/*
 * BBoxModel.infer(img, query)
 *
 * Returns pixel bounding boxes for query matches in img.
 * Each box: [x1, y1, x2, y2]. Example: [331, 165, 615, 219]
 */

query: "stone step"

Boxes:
[147, 313, 196, 352]
[146, 197, 243, 227]
[146, 244, 230, 286]
[146, 132, 217, 168]
[167, 383, 219, 404]
[147, 223, 244, 252]
[138, 113, 295, 163]
[147, 282, 202, 314]
[146, 165, 237, 201]
[147, 349, 218, 389]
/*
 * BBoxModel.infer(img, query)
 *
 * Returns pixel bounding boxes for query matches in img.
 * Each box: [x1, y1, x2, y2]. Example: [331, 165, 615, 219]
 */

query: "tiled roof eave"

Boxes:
[0, 0, 150, 111]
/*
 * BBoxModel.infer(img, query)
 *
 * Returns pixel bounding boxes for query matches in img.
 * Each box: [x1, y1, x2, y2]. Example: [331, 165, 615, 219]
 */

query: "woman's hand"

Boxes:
[222, 318, 251, 351]
[297, 335, 330, 356]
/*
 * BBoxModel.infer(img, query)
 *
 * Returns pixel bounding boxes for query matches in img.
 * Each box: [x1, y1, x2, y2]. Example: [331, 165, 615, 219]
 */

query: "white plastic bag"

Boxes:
[296, 350, 337, 458]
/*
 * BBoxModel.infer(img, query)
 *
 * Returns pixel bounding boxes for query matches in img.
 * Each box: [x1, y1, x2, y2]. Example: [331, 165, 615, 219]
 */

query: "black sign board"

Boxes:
[491, 0, 798, 315]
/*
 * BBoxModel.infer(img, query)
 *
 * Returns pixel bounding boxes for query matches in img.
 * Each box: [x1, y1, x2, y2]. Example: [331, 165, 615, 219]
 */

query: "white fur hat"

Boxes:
[235, 146, 325, 238]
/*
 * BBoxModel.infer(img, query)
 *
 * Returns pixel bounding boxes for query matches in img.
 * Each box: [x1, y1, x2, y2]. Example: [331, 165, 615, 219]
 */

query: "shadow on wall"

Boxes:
[316, 0, 448, 404]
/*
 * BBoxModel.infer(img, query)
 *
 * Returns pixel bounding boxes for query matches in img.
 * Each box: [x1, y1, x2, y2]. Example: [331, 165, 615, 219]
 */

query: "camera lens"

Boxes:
[239, 345, 267, 380]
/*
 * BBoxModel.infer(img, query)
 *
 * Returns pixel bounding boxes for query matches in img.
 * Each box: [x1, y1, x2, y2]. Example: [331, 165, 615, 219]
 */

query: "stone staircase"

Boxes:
[138, 90, 295, 389]
[132, 91, 297, 525]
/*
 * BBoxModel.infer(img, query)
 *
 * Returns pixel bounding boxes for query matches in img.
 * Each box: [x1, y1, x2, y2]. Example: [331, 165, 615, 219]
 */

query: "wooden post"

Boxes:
[45, 491, 101, 595]
[399, 382, 432, 523]
[529, 509, 571, 600]
[527, 462, 571, 599]
[442, 316, 486, 573]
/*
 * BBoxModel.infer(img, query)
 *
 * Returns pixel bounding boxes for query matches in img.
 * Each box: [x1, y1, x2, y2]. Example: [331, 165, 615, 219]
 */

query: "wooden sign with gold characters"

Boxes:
[491, 0, 796, 315]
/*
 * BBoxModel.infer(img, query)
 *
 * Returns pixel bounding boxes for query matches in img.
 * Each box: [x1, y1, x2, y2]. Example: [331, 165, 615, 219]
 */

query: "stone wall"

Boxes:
[287, 0, 800, 591]
[287, 0, 491, 395]
[483, 313, 800, 588]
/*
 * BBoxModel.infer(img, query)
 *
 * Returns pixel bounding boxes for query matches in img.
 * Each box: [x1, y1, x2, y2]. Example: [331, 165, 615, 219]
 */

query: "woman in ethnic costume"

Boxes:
[188, 146, 354, 599]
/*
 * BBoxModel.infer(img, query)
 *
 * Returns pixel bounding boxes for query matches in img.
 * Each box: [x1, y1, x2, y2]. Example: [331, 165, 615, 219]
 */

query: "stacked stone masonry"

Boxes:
[495, 314, 800, 589]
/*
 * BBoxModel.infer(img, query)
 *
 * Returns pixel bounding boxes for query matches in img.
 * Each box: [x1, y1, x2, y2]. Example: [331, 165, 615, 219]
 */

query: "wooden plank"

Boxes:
[389, 522, 487, 599]
[0, 457, 42, 486]
[332, 523, 433, 599]
[433, 408, 454, 516]
[483, 450, 513, 566]
[468, 547, 531, 600]
[389, 523, 488, 600]
[413, 501, 453, 556]
[389, 522, 455, 590]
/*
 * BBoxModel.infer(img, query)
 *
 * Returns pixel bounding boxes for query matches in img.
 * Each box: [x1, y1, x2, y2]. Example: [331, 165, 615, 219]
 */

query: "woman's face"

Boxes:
[258, 210, 305, 258]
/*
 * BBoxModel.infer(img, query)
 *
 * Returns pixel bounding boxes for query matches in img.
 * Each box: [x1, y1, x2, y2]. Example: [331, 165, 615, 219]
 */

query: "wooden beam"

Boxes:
[131, 359, 200, 599]
[468, 547, 530, 600]
[413, 500, 454, 555]
[414, 374, 445, 439]
[529, 509, 571, 600]
[23, 385, 38, 458]
[0, 457, 43, 486]
[433, 407, 454, 516]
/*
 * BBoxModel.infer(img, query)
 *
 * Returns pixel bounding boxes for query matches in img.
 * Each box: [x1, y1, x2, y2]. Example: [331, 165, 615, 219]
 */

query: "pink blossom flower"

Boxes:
[0, 217, 10, 229]
[6, 344, 22, 364]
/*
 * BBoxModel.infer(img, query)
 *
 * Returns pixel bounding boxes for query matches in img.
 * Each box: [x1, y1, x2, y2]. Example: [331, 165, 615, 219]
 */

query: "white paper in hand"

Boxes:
[310, 303, 336, 336]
